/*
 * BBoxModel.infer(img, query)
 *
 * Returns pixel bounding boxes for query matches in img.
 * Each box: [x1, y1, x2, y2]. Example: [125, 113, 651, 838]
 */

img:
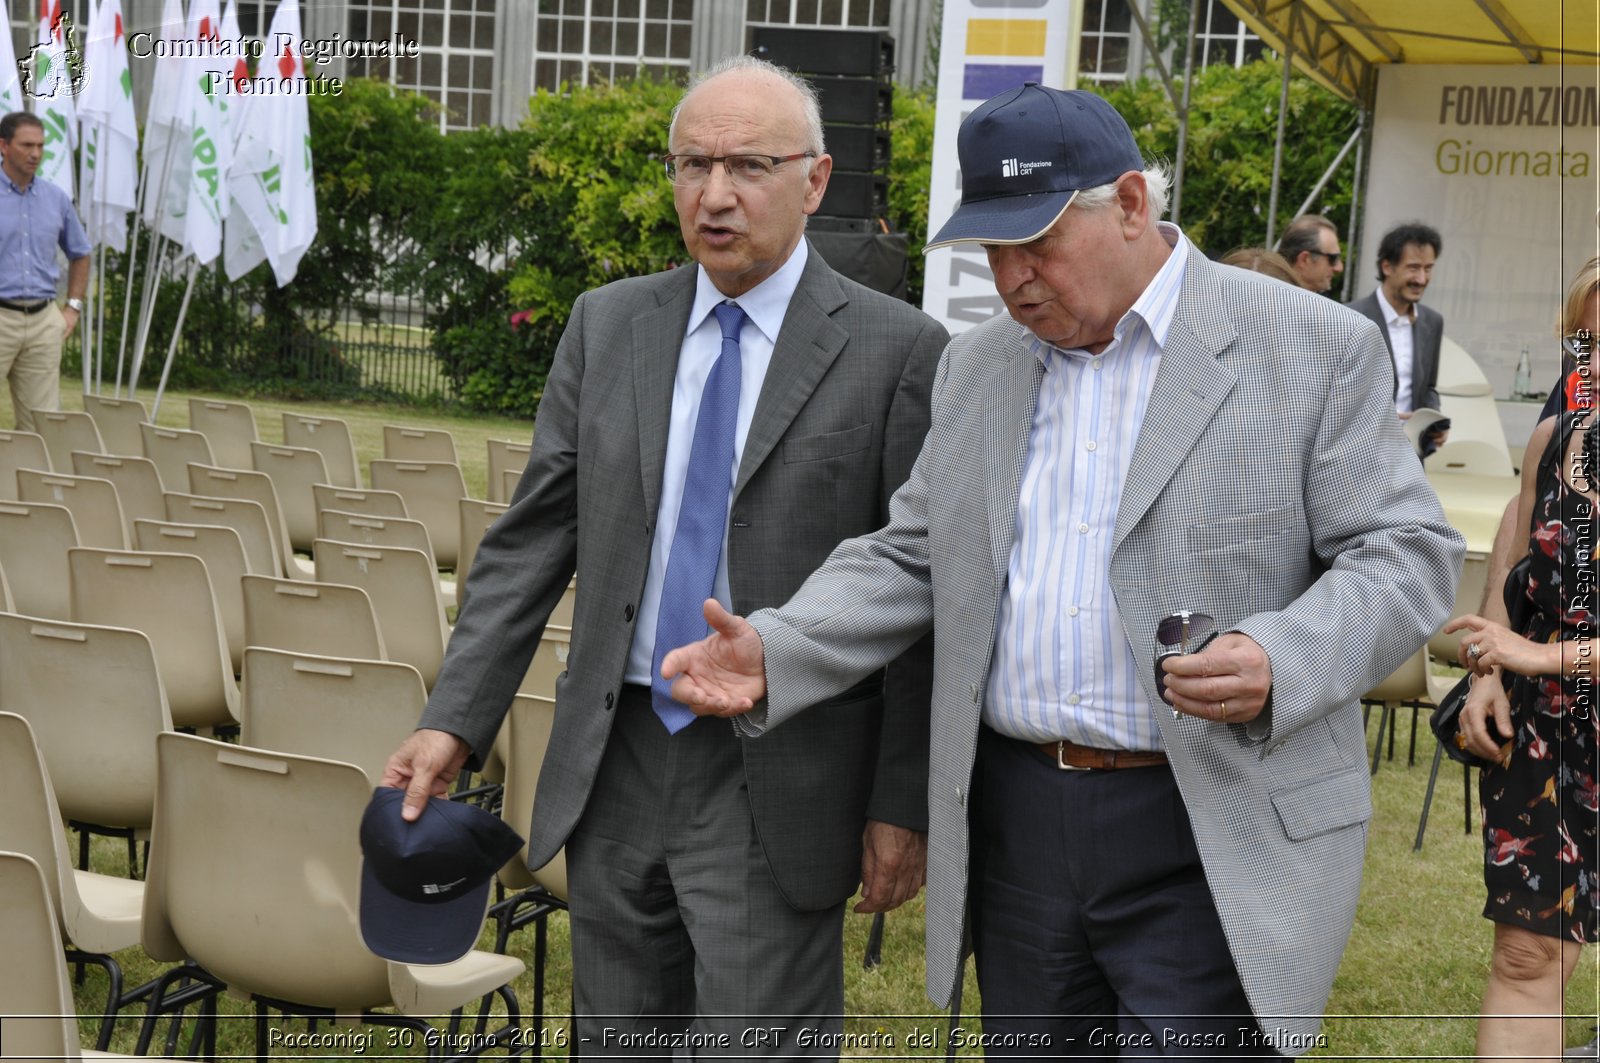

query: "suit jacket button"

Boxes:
[604, 692, 615, 710]
[623, 604, 634, 622]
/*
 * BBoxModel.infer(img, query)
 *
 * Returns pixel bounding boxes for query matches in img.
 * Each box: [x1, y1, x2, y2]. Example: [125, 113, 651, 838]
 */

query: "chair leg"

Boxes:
[1414, 739, 1446, 851]
[1370, 703, 1391, 776]
[1408, 705, 1420, 767]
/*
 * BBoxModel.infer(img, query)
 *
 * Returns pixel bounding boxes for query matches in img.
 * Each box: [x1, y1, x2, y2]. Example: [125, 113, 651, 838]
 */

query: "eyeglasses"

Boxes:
[1153, 611, 1218, 710]
[1307, 250, 1342, 265]
[662, 152, 816, 187]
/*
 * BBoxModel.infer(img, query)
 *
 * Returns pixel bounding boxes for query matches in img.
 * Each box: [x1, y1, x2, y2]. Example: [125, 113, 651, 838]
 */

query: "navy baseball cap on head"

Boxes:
[924, 84, 1144, 252]
[359, 786, 524, 965]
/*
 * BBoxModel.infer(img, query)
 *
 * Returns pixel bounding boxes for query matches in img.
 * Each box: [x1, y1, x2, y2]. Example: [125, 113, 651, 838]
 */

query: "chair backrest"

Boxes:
[495, 694, 567, 899]
[1430, 550, 1490, 664]
[33, 410, 104, 471]
[368, 460, 467, 570]
[282, 413, 361, 489]
[0, 559, 11, 611]
[0, 429, 51, 498]
[382, 423, 458, 464]
[485, 439, 530, 504]
[0, 613, 170, 829]
[140, 422, 215, 489]
[0, 851, 83, 1058]
[318, 509, 435, 564]
[134, 520, 250, 673]
[68, 548, 239, 730]
[1428, 438, 1516, 478]
[313, 541, 448, 688]
[0, 710, 144, 958]
[1363, 647, 1431, 703]
[163, 491, 281, 578]
[502, 468, 520, 505]
[518, 624, 570, 698]
[187, 398, 258, 470]
[16, 469, 128, 550]
[143, 732, 395, 1008]
[82, 394, 149, 457]
[187, 464, 303, 580]
[0, 501, 78, 619]
[251, 441, 329, 554]
[312, 482, 408, 520]
[456, 498, 508, 609]
[72, 451, 166, 535]
[240, 574, 386, 662]
[240, 648, 425, 783]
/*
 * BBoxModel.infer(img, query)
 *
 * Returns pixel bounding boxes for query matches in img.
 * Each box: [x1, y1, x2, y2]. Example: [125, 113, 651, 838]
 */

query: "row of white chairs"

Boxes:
[19, 395, 533, 501]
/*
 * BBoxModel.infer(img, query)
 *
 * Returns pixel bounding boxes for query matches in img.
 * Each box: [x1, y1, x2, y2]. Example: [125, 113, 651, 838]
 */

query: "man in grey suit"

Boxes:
[1348, 222, 1445, 420]
[383, 56, 947, 1054]
[665, 85, 1464, 1056]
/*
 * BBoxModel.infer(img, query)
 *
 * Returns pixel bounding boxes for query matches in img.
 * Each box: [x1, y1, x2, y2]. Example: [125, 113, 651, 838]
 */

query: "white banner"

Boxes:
[921, 0, 1077, 335]
[1360, 63, 1600, 397]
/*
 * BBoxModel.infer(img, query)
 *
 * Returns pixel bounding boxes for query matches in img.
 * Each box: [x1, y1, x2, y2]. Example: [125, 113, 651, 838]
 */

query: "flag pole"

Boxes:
[94, 242, 107, 394]
[128, 133, 179, 393]
[114, 160, 149, 396]
[151, 258, 198, 419]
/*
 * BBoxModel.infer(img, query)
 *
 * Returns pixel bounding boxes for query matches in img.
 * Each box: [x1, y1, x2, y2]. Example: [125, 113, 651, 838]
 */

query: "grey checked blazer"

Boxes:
[1348, 290, 1444, 413]
[745, 245, 1464, 1041]
[417, 243, 949, 911]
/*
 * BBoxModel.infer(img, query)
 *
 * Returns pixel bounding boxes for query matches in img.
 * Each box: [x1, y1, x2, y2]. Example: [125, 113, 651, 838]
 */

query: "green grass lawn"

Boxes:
[9, 381, 1598, 1058]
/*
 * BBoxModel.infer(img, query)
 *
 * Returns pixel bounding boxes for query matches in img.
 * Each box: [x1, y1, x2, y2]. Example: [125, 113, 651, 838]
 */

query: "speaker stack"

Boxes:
[750, 27, 893, 229]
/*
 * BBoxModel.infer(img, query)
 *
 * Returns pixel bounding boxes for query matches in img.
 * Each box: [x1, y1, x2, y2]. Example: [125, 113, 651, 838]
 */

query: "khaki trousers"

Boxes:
[0, 305, 64, 433]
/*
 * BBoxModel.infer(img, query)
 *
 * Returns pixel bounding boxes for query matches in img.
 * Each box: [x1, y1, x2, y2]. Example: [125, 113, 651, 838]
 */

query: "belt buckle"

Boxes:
[1052, 741, 1091, 771]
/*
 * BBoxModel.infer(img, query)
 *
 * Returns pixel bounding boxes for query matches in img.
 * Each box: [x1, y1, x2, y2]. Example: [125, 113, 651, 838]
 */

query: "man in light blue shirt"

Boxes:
[0, 111, 89, 431]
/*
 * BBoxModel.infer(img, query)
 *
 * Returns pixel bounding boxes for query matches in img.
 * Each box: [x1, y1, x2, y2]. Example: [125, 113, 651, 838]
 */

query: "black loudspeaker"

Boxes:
[820, 172, 887, 219]
[750, 27, 893, 78]
[825, 124, 890, 172]
[809, 230, 909, 300]
[812, 76, 893, 125]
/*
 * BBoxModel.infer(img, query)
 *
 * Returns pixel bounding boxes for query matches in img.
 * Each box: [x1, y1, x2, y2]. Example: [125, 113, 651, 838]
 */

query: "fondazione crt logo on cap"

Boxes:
[1000, 158, 1054, 178]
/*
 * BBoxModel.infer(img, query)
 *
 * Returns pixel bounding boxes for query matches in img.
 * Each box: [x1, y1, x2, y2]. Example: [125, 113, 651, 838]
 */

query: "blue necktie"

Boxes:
[651, 302, 746, 733]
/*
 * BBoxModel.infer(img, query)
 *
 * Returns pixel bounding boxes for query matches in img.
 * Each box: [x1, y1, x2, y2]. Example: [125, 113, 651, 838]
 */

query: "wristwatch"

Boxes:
[65, 298, 84, 313]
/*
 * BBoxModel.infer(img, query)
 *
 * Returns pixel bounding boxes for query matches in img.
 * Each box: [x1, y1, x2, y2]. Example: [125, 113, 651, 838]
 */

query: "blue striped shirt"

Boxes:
[983, 222, 1190, 749]
[0, 171, 90, 300]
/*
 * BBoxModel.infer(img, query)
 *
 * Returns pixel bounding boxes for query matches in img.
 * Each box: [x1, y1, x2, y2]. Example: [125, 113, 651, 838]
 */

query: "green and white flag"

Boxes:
[225, 0, 315, 285]
[0, 0, 21, 113]
[78, 0, 138, 250]
[32, 0, 78, 199]
[179, 0, 229, 263]
[141, 0, 191, 245]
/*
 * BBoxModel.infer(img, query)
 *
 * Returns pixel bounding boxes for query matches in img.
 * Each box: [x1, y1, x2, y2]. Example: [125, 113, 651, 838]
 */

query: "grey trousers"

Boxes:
[564, 684, 845, 1061]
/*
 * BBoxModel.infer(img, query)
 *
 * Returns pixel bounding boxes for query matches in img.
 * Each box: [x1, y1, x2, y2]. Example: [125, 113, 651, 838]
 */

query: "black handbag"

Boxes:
[1429, 675, 1495, 768]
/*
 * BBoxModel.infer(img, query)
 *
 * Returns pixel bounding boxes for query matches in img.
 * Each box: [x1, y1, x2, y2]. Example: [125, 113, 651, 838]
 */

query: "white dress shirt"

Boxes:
[624, 241, 807, 686]
[1382, 292, 1416, 413]
[983, 223, 1190, 749]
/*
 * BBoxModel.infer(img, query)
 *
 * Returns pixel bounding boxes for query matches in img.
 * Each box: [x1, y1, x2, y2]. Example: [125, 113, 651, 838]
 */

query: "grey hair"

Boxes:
[1071, 162, 1172, 220]
[669, 55, 827, 159]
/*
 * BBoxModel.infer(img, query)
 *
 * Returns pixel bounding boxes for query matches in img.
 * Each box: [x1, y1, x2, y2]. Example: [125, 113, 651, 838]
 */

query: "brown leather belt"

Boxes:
[1036, 740, 1168, 771]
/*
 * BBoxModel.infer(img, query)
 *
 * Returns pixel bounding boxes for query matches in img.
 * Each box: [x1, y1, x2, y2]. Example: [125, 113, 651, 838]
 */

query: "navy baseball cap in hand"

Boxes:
[359, 787, 524, 965]
[925, 83, 1144, 251]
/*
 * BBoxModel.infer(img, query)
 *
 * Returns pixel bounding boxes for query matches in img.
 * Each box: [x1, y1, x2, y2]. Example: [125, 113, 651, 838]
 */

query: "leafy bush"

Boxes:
[1092, 59, 1359, 256]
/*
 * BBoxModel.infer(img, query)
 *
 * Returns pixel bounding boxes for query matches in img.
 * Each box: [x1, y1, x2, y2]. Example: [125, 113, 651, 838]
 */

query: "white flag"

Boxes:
[141, 0, 190, 244]
[225, 0, 315, 285]
[220, 0, 265, 279]
[78, 0, 138, 249]
[0, 0, 21, 113]
[178, 0, 229, 264]
[30, 0, 78, 198]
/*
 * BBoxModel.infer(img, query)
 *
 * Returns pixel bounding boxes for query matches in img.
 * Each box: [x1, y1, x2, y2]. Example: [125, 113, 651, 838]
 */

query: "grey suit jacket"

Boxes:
[1349, 290, 1444, 412]
[745, 245, 1464, 1039]
[418, 242, 949, 911]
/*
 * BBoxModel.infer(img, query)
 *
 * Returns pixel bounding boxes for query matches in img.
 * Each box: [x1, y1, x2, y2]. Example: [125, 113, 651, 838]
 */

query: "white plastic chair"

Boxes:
[140, 422, 215, 489]
[0, 500, 78, 619]
[283, 412, 361, 489]
[369, 459, 467, 570]
[16, 468, 127, 550]
[0, 428, 51, 497]
[187, 397, 258, 470]
[313, 540, 449, 688]
[240, 574, 388, 663]
[82, 393, 149, 457]
[382, 423, 459, 464]
[33, 409, 104, 471]
[485, 438, 530, 504]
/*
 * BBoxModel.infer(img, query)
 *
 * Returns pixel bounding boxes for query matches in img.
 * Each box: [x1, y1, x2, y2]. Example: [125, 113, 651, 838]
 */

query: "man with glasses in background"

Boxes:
[1278, 213, 1344, 295]
[383, 55, 947, 1056]
[663, 85, 1463, 1056]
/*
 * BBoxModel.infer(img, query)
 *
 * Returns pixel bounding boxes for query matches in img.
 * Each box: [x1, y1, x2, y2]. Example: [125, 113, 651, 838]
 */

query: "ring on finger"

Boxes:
[1218, 700, 1229, 722]
[1468, 643, 1483, 660]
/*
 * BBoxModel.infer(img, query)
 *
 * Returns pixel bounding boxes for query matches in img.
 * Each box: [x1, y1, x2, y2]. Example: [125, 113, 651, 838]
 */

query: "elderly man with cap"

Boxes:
[663, 84, 1462, 1056]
